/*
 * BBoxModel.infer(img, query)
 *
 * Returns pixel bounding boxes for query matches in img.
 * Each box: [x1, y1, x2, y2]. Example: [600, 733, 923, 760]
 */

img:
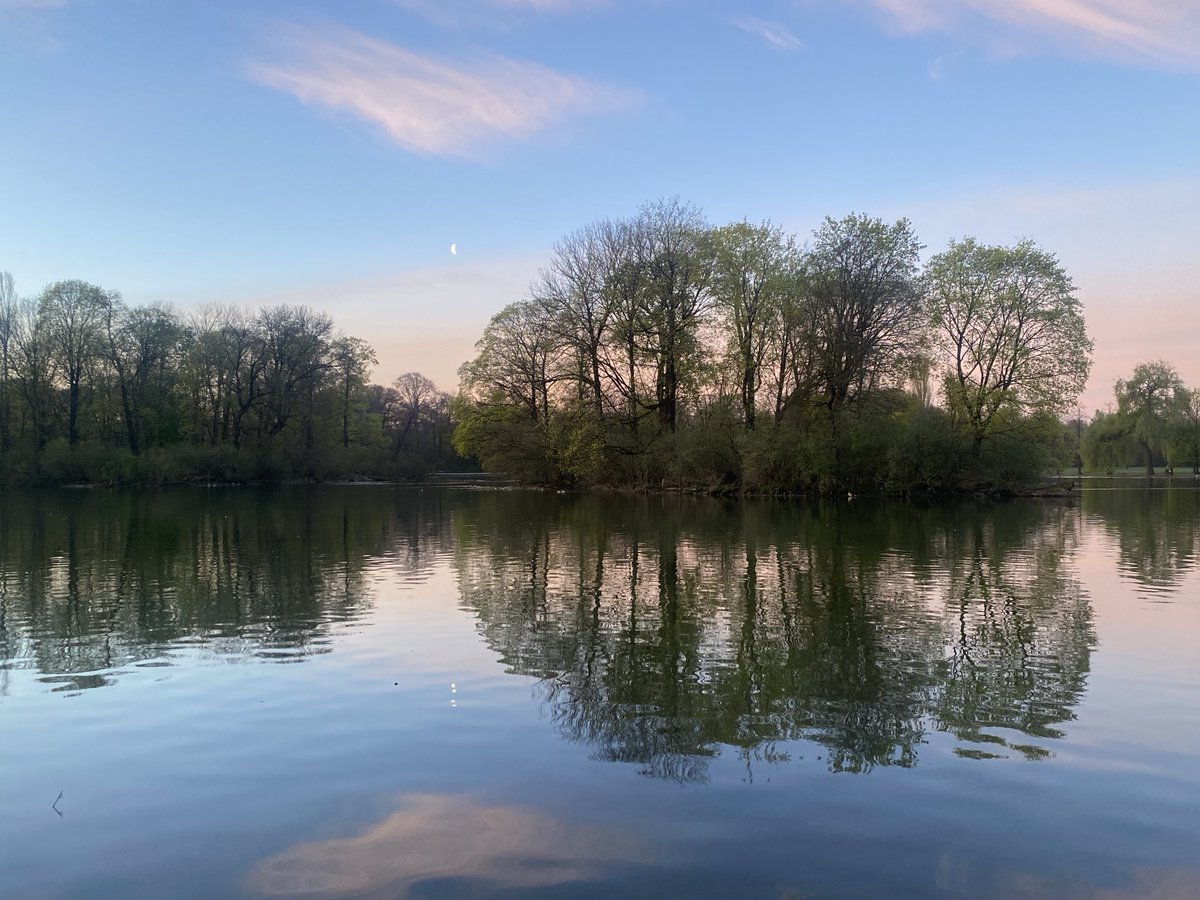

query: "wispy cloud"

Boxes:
[732, 16, 806, 52]
[851, 0, 1200, 67]
[393, 0, 608, 28]
[248, 25, 640, 160]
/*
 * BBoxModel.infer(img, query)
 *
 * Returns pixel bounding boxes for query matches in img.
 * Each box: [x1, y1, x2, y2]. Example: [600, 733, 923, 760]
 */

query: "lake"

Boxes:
[1, 483, 1198, 899]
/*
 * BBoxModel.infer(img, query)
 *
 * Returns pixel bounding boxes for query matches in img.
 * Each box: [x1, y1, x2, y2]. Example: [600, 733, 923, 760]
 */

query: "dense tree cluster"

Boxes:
[454, 200, 1094, 494]
[0, 274, 458, 483]
[1081, 360, 1200, 475]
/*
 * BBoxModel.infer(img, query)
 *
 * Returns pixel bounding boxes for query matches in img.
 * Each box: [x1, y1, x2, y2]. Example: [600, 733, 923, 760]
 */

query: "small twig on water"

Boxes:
[52, 792, 63, 817]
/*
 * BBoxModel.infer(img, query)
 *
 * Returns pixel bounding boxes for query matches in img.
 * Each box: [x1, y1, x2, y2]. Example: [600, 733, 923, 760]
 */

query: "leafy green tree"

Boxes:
[460, 300, 560, 425]
[1168, 388, 1200, 474]
[925, 238, 1092, 454]
[1081, 409, 1131, 474]
[708, 220, 799, 429]
[1115, 361, 1187, 475]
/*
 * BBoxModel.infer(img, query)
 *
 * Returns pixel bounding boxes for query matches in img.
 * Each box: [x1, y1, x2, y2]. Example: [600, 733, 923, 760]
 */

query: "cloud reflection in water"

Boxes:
[245, 793, 647, 898]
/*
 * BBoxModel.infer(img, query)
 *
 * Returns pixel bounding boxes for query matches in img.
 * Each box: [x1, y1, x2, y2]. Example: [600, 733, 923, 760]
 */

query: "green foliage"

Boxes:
[0, 270, 460, 485]
[1081, 410, 1133, 474]
[926, 238, 1092, 452]
[450, 203, 1109, 496]
[1115, 361, 1188, 475]
[885, 405, 969, 494]
[1168, 389, 1200, 473]
[547, 403, 609, 485]
[452, 394, 556, 484]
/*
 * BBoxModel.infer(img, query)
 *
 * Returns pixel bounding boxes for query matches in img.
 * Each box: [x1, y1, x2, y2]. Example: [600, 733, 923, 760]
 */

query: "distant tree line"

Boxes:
[0, 271, 460, 484]
[454, 199, 1094, 495]
[1080, 360, 1200, 476]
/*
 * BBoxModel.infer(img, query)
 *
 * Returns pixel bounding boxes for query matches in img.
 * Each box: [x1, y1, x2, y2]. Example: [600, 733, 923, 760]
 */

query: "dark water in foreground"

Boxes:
[1, 483, 1198, 899]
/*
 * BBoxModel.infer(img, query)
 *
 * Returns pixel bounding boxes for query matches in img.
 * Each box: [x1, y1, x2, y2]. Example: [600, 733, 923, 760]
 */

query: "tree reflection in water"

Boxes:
[1084, 485, 1200, 593]
[453, 492, 1098, 777]
[0, 486, 450, 690]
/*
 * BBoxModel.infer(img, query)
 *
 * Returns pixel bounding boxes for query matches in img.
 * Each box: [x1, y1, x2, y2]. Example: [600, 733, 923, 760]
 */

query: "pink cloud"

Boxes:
[851, 0, 1200, 67]
[248, 25, 640, 160]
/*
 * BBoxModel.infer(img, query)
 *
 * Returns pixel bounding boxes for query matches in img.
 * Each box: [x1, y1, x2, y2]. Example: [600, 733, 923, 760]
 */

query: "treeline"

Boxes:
[1080, 360, 1200, 475]
[0, 273, 461, 484]
[454, 199, 1093, 495]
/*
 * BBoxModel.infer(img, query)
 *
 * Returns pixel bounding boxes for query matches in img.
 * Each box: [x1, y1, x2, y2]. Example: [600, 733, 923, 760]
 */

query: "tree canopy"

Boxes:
[454, 200, 1097, 495]
[0, 274, 460, 484]
[925, 238, 1092, 452]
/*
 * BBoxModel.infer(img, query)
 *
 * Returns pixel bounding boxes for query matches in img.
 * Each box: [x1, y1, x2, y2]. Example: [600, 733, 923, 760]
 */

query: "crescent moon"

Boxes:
[450, 243, 457, 256]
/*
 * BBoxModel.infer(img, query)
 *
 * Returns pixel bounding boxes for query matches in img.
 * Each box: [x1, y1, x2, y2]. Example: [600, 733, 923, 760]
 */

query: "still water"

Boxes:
[1, 484, 1198, 899]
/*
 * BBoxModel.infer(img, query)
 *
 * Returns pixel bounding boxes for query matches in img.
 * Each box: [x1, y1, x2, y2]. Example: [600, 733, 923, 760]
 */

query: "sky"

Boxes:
[1, 0, 1197, 413]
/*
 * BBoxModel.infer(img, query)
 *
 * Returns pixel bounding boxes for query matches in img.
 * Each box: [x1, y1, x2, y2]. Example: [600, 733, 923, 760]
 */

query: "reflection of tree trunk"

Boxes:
[738, 545, 760, 717]
[658, 529, 679, 717]
[584, 535, 606, 684]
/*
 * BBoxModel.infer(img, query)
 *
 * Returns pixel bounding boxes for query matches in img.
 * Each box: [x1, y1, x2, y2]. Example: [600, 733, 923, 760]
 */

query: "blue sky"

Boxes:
[1, 0, 1197, 410]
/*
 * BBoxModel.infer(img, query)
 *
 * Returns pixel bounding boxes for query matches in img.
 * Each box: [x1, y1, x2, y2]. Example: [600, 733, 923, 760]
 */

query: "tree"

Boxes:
[534, 220, 620, 417]
[0, 272, 16, 451]
[257, 305, 333, 441]
[11, 297, 57, 449]
[387, 371, 441, 460]
[101, 299, 186, 455]
[1081, 410, 1129, 475]
[460, 300, 561, 424]
[1115, 361, 1187, 475]
[804, 214, 924, 415]
[634, 198, 712, 432]
[329, 335, 377, 449]
[39, 279, 113, 447]
[1169, 388, 1200, 474]
[217, 309, 268, 450]
[708, 221, 798, 429]
[925, 238, 1092, 453]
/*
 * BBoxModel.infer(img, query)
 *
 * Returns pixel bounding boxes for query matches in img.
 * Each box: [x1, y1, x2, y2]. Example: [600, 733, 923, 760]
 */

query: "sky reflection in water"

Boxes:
[0, 484, 1197, 899]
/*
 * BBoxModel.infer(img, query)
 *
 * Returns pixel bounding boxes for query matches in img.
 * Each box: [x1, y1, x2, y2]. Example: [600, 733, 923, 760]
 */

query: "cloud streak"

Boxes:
[732, 17, 806, 52]
[249, 26, 639, 159]
[393, 0, 608, 29]
[852, 0, 1200, 67]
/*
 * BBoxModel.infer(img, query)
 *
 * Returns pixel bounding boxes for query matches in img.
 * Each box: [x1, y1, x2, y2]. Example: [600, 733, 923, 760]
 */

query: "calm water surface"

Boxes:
[1, 483, 1198, 899]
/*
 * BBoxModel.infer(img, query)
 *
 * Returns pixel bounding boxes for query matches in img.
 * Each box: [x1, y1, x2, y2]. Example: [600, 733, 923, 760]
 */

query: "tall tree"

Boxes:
[101, 299, 186, 455]
[804, 214, 924, 415]
[634, 198, 712, 432]
[257, 305, 333, 440]
[387, 371, 440, 459]
[329, 335, 377, 449]
[0, 272, 16, 451]
[1116, 361, 1187, 475]
[535, 220, 619, 416]
[10, 298, 56, 449]
[39, 280, 112, 447]
[708, 221, 798, 429]
[460, 300, 560, 424]
[925, 238, 1092, 452]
